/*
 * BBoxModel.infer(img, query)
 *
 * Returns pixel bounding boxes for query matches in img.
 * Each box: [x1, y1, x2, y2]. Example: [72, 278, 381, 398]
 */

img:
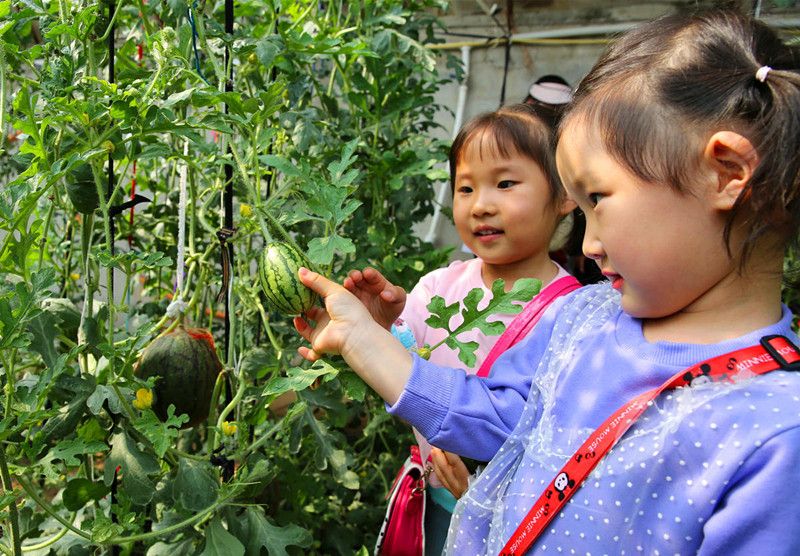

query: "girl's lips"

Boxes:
[606, 274, 623, 290]
[474, 230, 504, 243]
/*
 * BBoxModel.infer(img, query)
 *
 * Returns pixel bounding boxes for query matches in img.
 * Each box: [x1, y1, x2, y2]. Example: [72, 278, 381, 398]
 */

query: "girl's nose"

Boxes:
[471, 189, 497, 216]
[582, 228, 604, 262]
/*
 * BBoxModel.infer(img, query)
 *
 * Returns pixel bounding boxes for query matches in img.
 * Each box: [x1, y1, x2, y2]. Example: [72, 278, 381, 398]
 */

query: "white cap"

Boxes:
[528, 81, 573, 105]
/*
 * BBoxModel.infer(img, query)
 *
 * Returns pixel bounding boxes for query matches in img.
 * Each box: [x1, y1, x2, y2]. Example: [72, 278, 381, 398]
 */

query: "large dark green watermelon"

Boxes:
[135, 326, 222, 428]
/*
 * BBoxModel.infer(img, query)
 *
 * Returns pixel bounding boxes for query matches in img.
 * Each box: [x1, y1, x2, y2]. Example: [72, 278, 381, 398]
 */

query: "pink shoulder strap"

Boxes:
[476, 276, 581, 378]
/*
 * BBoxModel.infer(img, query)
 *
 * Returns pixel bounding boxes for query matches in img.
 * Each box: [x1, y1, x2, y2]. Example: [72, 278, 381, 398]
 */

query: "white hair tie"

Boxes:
[755, 65, 772, 83]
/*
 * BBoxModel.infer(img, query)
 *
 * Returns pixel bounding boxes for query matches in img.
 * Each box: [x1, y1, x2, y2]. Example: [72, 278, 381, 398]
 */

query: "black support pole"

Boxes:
[223, 0, 234, 357]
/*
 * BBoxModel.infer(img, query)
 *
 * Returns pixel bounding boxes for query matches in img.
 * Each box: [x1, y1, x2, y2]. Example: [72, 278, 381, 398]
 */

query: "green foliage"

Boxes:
[0, 0, 451, 553]
[424, 278, 541, 367]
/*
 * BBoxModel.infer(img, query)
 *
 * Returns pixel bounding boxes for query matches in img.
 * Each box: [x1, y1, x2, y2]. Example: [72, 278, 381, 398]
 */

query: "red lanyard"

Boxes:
[500, 334, 800, 556]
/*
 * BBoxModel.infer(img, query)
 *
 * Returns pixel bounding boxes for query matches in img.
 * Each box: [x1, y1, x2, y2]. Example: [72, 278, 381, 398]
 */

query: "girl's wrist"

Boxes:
[343, 320, 412, 404]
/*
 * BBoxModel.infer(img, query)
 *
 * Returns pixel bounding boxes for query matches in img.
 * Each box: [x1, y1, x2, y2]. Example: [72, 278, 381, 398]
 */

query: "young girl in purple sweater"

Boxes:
[294, 10, 800, 555]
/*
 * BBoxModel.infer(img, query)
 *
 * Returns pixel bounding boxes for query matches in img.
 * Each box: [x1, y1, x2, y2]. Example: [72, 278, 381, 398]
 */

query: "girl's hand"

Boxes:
[293, 268, 373, 362]
[430, 447, 471, 500]
[294, 268, 413, 405]
[343, 267, 406, 330]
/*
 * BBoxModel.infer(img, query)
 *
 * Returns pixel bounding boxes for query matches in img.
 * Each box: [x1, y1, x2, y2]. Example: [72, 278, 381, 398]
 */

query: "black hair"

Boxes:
[535, 74, 569, 87]
[560, 9, 800, 264]
[449, 103, 564, 206]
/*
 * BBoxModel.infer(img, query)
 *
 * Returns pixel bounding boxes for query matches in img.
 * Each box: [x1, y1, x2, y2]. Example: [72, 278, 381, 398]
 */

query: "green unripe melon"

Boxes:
[258, 241, 318, 315]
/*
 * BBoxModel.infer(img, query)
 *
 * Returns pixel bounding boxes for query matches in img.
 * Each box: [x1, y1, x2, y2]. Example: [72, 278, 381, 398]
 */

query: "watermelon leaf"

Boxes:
[423, 278, 541, 362]
[200, 518, 245, 556]
[103, 430, 160, 505]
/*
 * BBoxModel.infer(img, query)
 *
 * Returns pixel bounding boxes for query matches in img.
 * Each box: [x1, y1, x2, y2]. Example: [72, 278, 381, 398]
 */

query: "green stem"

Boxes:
[110, 384, 136, 422]
[105, 493, 235, 545]
[134, 0, 154, 37]
[78, 213, 95, 374]
[19, 518, 72, 552]
[84, 151, 116, 376]
[16, 478, 90, 541]
[254, 298, 282, 357]
[193, 9, 226, 87]
[96, 0, 125, 42]
[239, 420, 282, 460]
[142, 67, 163, 100]
[0, 44, 6, 156]
[213, 377, 246, 452]
[285, 3, 314, 32]
[37, 203, 55, 271]
[168, 448, 206, 462]
[206, 370, 228, 451]
[18, 477, 236, 546]
[2, 350, 17, 421]
[189, 169, 197, 254]
[326, 59, 338, 97]
[0, 445, 20, 556]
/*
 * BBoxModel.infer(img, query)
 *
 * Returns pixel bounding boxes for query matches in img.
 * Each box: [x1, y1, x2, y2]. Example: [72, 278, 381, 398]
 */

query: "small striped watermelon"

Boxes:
[259, 241, 318, 315]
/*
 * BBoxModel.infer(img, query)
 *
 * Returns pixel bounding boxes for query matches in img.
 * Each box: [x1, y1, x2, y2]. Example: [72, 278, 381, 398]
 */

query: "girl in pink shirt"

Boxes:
[346, 104, 579, 554]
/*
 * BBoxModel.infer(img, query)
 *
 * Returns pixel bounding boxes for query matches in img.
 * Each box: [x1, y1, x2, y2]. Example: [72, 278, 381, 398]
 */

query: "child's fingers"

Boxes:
[293, 316, 313, 341]
[303, 306, 327, 322]
[380, 285, 406, 304]
[437, 450, 470, 499]
[298, 267, 344, 298]
[294, 317, 323, 361]
[430, 448, 452, 477]
[362, 267, 382, 281]
[297, 346, 321, 362]
[430, 449, 459, 495]
[346, 269, 364, 286]
[443, 450, 461, 466]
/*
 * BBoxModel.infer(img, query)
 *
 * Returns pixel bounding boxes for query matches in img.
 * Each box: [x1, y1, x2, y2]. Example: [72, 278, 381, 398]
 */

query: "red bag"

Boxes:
[375, 445, 430, 556]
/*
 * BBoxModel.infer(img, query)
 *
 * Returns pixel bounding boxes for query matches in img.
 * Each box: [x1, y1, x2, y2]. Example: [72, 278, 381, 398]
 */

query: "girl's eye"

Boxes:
[457, 185, 473, 194]
[498, 180, 515, 189]
[587, 192, 604, 207]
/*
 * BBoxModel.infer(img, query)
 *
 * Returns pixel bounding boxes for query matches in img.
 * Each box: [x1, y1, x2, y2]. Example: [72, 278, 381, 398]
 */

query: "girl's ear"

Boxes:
[558, 195, 578, 216]
[703, 131, 759, 211]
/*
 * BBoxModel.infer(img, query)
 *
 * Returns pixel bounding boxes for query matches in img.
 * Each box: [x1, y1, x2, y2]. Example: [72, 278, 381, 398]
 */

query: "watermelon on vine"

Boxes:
[66, 163, 99, 214]
[134, 326, 223, 429]
[258, 241, 319, 315]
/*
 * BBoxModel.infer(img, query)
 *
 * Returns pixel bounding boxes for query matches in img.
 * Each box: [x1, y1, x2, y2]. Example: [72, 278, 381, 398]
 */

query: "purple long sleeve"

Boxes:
[388, 315, 555, 461]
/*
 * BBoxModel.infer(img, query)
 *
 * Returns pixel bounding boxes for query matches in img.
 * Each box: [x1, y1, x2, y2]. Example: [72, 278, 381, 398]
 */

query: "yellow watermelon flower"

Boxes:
[132, 388, 153, 410]
[239, 203, 253, 218]
[221, 421, 237, 436]
[70, 272, 80, 281]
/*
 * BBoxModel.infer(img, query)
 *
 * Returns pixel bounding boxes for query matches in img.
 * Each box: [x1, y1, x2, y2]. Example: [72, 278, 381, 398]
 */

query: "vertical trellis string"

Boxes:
[166, 140, 190, 318]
